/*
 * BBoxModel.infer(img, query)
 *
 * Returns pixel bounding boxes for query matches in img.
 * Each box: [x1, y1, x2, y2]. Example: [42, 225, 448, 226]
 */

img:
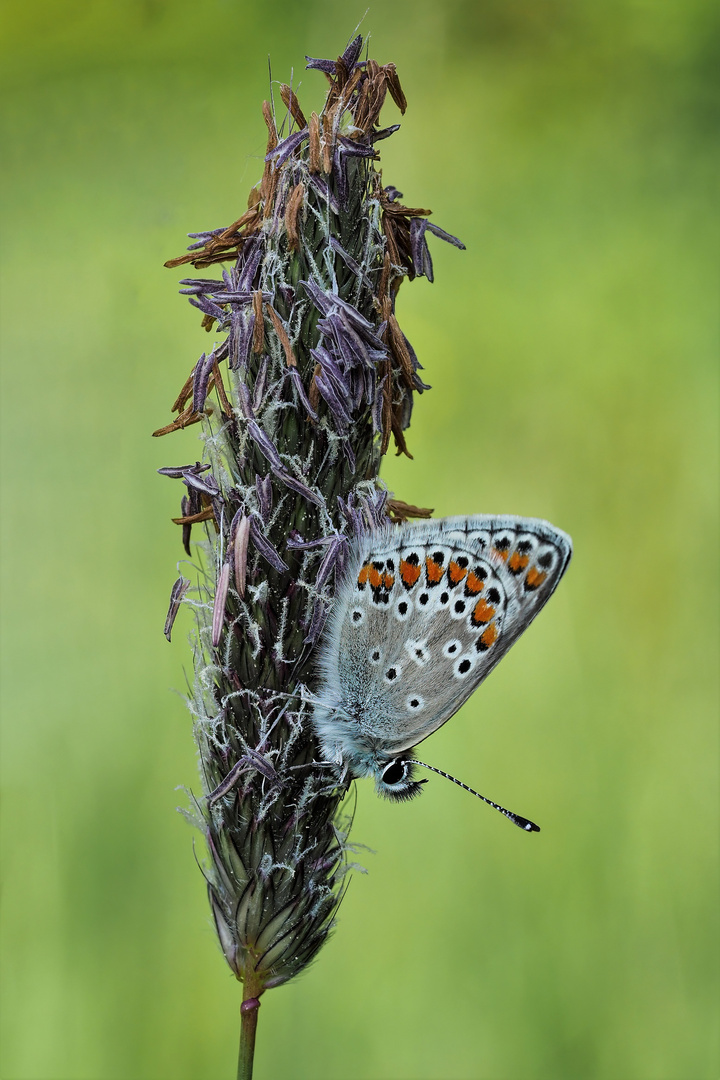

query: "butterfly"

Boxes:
[312, 515, 572, 829]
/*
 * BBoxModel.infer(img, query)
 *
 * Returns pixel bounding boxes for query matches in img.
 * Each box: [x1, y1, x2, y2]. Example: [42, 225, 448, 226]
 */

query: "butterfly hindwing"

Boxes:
[317, 516, 571, 763]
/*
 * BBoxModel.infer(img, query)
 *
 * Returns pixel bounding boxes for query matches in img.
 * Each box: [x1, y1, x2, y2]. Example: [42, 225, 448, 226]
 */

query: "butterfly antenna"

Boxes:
[407, 759, 540, 833]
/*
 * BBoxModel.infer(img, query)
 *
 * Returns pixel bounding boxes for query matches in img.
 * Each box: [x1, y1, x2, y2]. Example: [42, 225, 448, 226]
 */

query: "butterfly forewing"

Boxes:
[327, 516, 571, 758]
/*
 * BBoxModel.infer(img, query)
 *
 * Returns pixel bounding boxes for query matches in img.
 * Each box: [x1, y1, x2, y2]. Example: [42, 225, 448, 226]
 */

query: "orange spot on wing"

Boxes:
[525, 567, 547, 590]
[357, 564, 370, 588]
[425, 556, 444, 584]
[448, 560, 468, 585]
[480, 622, 498, 648]
[465, 570, 485, 594]
[492, 547, 509, 562]
[400, 559, 422, 587]
[368, 566, 382, 589]
[383, 573, 395, 590]
[472, 599, 496, 626]
[508, 552, 530, 574]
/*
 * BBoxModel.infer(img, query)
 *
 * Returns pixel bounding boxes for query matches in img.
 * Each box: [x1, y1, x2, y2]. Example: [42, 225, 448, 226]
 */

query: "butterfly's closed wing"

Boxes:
[313, 516, 571, 772]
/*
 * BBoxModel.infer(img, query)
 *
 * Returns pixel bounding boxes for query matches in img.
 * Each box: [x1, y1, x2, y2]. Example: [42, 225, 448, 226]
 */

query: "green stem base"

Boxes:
[237, 974, 263, 1080]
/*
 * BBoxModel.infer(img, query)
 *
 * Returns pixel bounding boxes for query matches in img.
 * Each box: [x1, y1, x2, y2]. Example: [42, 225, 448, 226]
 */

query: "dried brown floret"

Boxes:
[386, 499, 434, 522]
[284, 182, 305, 252]
[279, 83, 307, 129]
[265, 303, 297, 367]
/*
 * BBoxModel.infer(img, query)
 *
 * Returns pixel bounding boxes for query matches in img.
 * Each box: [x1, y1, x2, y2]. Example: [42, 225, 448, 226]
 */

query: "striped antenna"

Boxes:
[407, 759, 540, 833]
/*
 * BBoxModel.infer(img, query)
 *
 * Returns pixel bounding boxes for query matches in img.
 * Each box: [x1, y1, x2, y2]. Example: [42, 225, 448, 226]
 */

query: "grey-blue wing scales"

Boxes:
[324, 515, 571, 757]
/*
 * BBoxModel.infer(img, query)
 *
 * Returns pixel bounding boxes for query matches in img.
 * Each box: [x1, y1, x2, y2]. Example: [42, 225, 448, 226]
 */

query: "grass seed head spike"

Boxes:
[158, 33, 464, 1067]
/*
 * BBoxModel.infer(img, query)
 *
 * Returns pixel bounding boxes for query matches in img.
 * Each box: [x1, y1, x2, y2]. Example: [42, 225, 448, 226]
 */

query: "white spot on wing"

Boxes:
[450, 598, 468, 620]
[394, 597, 412, 621]
[454, 654, 475, 678]
[405, 639, 430, 666]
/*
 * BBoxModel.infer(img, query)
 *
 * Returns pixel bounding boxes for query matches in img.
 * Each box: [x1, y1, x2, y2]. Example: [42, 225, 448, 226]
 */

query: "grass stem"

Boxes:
[237, 974, 262, 1080]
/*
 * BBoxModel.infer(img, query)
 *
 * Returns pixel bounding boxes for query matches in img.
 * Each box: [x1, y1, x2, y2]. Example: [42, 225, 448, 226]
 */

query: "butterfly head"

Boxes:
[375, 758, 427, 802]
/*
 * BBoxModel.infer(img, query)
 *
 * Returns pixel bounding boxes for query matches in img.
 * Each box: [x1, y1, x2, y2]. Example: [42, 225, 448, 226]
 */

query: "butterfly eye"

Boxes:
[381, 760, 408, 786]
[377, 760, 427, 801]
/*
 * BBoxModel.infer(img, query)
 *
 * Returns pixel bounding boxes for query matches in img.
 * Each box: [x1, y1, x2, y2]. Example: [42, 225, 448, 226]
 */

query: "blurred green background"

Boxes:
[1, 1, 717, 1078]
